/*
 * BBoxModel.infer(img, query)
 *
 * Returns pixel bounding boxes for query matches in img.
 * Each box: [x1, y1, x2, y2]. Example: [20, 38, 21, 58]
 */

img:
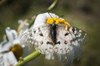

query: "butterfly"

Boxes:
[20, 12, 87, 66]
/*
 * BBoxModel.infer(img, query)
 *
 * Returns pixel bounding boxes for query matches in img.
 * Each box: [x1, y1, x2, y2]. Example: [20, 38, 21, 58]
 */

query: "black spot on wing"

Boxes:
[71, 37, 79, 42]
[56, 41, 61, 44]
[47, 41, 53, 45]
[72, 27, 75, 33]
[65, 33, 69, 36]
[70, 27, 88, 44]
[34, 30, 36, 33]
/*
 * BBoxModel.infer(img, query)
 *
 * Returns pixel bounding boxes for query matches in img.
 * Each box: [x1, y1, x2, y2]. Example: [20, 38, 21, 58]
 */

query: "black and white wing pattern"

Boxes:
[20, 24, 87, 60]
[20, 12, 88, 66]
[62, 26, 87, 66]
[20, 25, 54, 55]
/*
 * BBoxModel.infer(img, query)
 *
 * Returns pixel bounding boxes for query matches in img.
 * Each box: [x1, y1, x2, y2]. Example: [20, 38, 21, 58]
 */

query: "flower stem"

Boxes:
[47, 0, 58, 11]
[16, 51, 41, 66]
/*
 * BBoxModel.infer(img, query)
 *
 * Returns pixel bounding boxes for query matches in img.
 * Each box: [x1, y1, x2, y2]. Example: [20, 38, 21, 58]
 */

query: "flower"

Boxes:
[0, 27, 20, 66]
[20, 12, 87, 66]
[31, 12, 59, 28]
[0, 20, 30, 66]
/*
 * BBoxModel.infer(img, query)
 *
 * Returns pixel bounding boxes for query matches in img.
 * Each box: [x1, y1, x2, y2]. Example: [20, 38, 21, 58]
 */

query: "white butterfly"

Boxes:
[20, 12, 87, 66]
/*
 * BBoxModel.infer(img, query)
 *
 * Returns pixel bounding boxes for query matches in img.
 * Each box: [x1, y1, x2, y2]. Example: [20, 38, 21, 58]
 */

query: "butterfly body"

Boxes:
[50, 22, 57, 44]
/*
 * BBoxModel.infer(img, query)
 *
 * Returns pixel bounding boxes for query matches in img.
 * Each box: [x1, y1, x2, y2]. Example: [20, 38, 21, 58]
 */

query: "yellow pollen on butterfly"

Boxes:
[46, 17, 70, 26]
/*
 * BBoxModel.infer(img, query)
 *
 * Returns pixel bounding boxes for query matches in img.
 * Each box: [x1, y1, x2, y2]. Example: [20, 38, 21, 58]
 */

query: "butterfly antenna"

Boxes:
[47, 12, 55, 20]
[47, 12, 57, 24]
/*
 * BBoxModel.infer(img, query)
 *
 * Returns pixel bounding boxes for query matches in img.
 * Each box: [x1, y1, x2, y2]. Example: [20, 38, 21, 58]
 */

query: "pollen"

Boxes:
[46, 18, 57, 24]
[46, 17, 70, 26]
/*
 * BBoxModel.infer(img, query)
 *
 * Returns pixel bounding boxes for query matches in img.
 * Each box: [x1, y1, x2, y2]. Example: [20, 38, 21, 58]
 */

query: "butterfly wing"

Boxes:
[53, 25, 88, 65]
[20, 25, 54, 53]
[20, 24, 88, 64]
[69, 26, 88, 57]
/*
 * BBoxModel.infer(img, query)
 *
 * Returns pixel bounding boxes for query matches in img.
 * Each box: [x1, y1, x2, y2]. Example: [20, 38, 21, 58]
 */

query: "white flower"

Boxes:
[20, 12, 87, 66]
[0, 20, 29, 66]
[0, 27, 19, 66]
[31, 12, 59, 28]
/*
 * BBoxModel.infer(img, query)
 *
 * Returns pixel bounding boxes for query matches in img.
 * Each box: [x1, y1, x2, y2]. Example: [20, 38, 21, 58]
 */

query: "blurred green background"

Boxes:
[0, 0, 100, 66]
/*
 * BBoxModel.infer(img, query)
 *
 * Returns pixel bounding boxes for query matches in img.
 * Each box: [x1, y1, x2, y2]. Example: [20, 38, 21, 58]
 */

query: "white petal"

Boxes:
[12, 39, 20, 45]
[31, 12, 59, 28]
[5, 27, 18, 43]
[19, 23, 29, 37]
[0, 42, 11, 53]
[18, 20, 23, 24]
[11, 30, 18, 39]
[3, 51, 17, 66]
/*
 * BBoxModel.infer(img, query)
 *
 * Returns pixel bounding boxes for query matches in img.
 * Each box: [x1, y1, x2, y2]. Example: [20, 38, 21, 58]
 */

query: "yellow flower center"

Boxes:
[46, 17, 70, 26]
[10, 44, 23, 60]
